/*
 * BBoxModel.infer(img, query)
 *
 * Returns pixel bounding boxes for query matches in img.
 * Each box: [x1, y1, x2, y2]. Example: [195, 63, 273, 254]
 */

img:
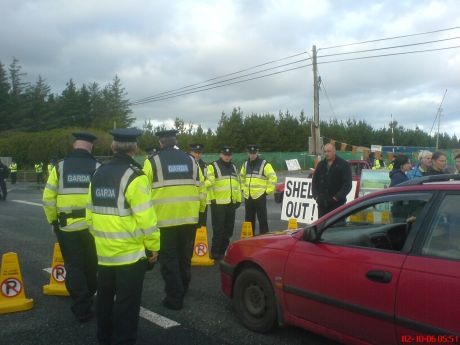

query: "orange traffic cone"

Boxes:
[43, 243, 69, 296]
[240, 221, 253, 239]
[0, 252, 34, 314]
[288, 218, 298, 229]
[191, 227, 214, 266]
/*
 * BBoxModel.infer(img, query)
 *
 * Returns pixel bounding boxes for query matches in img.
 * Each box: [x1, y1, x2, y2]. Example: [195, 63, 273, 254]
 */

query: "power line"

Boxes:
[319, 25, 460, 50]
[317, 44, 460, 66]
[132, 51, 308, 103]
[132, 45, 460, 105]
[319, 77, 337, 118]
[132, 63, 313, 105]
[131, 57, 311, 104]
[318, 36, 460, 58]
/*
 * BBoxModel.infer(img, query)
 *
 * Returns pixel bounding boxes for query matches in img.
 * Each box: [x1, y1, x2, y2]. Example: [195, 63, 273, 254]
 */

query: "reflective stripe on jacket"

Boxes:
[9, 163, 17, 173]
[240, 157, 277, 199]
[205, 160, 242, 205]
[143, 147, 206, 228]
[86, 153, 159, 266]
[42, 149, 100, 232]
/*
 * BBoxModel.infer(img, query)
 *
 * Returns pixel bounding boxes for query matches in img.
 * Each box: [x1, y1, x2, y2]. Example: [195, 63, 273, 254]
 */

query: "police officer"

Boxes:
[42, 132, 100, 322]
[9, 160, 17, 184]
[189, 143, 208, 228]
[0, 160, 10, 201]
[206, 146, 242, 260]
[87, 128, 160, 345]
[35, 161, 44, 184]
[240, 144, 277, 234]
[143, 130, 206, 310]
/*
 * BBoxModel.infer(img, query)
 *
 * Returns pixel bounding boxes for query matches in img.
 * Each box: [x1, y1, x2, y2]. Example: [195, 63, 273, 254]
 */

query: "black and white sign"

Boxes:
[281, 177, 357, 224]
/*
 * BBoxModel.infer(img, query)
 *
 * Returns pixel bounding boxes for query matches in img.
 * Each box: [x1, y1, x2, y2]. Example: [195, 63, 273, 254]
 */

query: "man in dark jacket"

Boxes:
[312, 144, 352, 218]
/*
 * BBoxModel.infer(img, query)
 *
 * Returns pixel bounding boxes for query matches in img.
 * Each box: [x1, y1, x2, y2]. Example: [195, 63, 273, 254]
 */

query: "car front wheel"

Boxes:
[232, 268, 277, 333]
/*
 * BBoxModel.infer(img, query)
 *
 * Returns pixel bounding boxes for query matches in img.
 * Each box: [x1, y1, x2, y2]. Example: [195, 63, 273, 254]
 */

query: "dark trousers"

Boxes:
[317, 198, 346, 218]
[97, 260, 146, 345]
[55, 228, 97, 317]
[159, 224, 196, 304]
[11, 172, 17, 184]
[36, 172, 43, 184]
[244, 194, 269, 234]
[0, 179, 6, 200]
[210, 203, 236, 257]
[198, 205, 208, 228]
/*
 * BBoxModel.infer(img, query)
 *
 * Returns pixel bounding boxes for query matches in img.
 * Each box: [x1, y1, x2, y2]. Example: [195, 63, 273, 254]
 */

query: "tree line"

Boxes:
[0, 58, 134, 132]
[1, 58, 459, 165]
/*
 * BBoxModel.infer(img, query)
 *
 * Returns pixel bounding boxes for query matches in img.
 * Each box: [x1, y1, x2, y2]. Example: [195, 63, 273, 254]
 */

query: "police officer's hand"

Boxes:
[148, 251, 159, 263]
[51, 221, 59, 235]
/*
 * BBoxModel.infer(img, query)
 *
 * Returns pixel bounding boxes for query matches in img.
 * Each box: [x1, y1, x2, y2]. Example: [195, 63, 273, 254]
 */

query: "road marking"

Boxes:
[11, 200, 42, 207]
[140, 306, 180, 329]
[41, 267, 180, 329]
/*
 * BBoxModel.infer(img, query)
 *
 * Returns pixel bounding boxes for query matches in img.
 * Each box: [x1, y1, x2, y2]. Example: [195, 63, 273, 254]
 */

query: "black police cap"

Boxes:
[109, 128, 142, 142]
[72, 132, 97, 143]
[220, 146, 233, 155]
[190, 143, 204, 152]
[155, 129, 178, 138]
[247, 144, 259, 153]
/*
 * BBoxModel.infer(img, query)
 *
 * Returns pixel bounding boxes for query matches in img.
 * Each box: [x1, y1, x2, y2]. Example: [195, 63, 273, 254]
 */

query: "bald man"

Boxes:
[312, 143, 352, 218]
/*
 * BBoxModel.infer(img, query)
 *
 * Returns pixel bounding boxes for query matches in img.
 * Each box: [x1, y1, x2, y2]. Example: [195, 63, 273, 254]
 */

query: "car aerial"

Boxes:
[220, 174, 460, 345]
[274, 160, 371, 203]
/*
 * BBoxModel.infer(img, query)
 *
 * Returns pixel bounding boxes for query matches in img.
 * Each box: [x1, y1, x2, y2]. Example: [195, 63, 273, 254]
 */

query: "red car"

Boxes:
[221, 174, 460, 345]
[274, 160, 370, 203]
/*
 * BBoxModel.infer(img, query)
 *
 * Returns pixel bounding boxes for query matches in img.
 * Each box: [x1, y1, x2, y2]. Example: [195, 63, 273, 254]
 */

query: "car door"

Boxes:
[396, 192, 460, 342]
[283, 192, 432, 345]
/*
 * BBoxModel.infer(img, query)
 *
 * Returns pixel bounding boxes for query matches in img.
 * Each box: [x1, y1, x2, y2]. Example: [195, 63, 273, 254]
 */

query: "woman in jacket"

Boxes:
[389, 155, 411, 187]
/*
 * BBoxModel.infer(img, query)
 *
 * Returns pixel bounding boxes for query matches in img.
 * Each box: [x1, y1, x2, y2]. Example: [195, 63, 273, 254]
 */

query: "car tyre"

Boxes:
[232, 268, 277, 333]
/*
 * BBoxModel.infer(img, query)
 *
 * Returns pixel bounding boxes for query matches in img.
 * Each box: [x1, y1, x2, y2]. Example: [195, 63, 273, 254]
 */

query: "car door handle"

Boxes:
[366, 270, 392, 283]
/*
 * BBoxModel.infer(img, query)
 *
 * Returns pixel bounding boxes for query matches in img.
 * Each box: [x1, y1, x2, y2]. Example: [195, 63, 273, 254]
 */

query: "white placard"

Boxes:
[280, 177, 357, 224]
[285, 159, 301, 171]
[371, 145, 382, 152]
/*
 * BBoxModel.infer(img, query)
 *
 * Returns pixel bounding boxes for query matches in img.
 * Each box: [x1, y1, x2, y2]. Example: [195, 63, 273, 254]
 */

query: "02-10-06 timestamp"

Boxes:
[401, 335, 459, 343]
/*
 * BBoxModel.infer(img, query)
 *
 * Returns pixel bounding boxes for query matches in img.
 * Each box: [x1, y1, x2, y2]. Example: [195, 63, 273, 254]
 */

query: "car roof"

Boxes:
[316, 175, 460, 223]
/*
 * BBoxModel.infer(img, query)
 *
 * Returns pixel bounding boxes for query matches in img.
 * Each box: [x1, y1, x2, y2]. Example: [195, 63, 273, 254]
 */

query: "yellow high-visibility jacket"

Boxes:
[86, 153, 159, 266]
[206, 160, 242, 205]
[42, 149, 100, 232]
[143, 147, 206, 228]
[240, 157, 277, 199]
[9, 163, 17, 173]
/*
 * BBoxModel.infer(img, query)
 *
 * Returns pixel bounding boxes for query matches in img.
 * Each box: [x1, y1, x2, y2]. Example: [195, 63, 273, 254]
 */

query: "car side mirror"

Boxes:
[302, 226, 318, 242]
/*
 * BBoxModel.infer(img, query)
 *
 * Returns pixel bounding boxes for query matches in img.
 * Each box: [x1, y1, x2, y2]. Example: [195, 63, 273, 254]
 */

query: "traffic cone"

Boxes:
[240, 221, 253, 239]
[0, 252, 34, 314]
[191, 227, 214, 266]
[288, 218, 298, 229]
[43, 243, 69, 296]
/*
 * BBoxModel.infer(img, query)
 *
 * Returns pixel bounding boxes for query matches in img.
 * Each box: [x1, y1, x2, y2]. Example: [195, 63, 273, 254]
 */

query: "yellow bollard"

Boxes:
[191, 227, 215, 266]
[43, 243, 69, 296]
[288, 218, 298, 229]
[0, 252, 34, 314]
[240, 221, 253, 239]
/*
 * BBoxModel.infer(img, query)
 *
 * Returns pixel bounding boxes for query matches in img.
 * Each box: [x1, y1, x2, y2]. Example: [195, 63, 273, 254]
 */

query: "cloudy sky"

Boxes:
[2, 0, 460, 138]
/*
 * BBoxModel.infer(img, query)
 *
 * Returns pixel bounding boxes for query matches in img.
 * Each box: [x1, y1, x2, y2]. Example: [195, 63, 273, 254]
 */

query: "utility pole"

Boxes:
[312, 45, 321, 155]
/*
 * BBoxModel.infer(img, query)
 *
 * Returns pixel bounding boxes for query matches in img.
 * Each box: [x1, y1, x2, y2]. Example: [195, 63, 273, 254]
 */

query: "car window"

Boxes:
[320, 198, 429, 251]
[421, 195, 460, 261]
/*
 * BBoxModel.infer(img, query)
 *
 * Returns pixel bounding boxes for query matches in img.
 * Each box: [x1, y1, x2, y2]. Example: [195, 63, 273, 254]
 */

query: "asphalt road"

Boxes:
[0, 182, 340, 345]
